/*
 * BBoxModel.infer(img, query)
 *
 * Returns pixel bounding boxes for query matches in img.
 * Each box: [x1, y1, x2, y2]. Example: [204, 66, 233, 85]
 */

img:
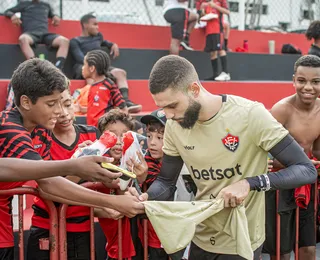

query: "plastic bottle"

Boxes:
[72, 131, 118, 158]
[39, 54, 45, 60]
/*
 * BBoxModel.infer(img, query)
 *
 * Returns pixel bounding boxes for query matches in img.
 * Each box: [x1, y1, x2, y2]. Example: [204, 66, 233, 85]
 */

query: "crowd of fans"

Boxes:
[1, 0, 320, 260]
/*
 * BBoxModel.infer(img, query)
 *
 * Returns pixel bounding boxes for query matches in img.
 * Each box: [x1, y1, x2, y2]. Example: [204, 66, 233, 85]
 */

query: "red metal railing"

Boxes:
[58, 182, 105, 260]
[5, 181, 319, 259]
[0, 187, 59, 260]
[58, 182, 149, 260]
[275, 182, 318, 260]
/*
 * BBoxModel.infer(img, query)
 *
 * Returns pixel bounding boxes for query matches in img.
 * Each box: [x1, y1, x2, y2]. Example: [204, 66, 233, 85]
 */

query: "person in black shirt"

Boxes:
[69, 13, 142, 113]
[306, 20, 320, 58]
[4, 0, 69, 71]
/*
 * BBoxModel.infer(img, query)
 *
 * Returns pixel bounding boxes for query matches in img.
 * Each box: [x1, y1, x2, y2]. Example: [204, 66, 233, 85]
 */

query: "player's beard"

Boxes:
[178, 98, 201, 129]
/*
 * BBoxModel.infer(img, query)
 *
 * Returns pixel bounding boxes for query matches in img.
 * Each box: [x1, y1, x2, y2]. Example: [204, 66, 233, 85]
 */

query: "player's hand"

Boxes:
[110, 43, 120, 59]
[267, 159, 273, 172]
[11, 15, 22, 26]
[125, 187, 148, 202]
[52, 16, 60, 26]
[114, 194, 146, 218]
[126, 151, 148, 183]
[69, 156, 122, 183]
[217, 179, 250, 208]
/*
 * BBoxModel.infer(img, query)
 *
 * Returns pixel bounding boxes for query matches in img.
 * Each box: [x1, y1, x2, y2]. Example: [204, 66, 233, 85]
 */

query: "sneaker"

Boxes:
[214, 72, 231, 81]
[126, 100, 142, 113]
[180, 41, 194, 51]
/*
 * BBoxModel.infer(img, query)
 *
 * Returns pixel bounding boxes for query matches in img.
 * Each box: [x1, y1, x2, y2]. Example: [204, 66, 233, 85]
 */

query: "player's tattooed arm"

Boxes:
[147, 154, 184, 200]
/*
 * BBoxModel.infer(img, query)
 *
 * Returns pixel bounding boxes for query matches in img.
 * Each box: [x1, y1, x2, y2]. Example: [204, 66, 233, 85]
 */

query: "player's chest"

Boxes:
[175, 123, 253, 164]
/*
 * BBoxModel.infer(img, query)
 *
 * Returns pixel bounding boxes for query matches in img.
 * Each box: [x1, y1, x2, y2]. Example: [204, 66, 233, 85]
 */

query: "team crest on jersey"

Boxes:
[222, 131, 239, 152]
[94, 94, 99, 102]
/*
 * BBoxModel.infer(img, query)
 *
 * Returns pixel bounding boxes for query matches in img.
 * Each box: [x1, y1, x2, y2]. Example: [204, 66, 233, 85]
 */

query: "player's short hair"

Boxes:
[149, 55, 199, 95]
[146, 120, 165, 135]
[97, 109, 134, 133]
[11, 59, 68, 107]
[294, 55, 320, 73]
[306, 20, 320, 41]
[85, 49, 110, 76]
[80, 13, 96, 29]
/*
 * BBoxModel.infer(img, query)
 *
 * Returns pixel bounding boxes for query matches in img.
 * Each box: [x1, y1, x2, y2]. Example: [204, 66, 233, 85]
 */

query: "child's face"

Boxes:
[146, 128, 164, 160]
[103, 121, 130, 161]
[54, 90, 75, 132]
[82, 57, 93, 79]
[23, 90, 63, 130]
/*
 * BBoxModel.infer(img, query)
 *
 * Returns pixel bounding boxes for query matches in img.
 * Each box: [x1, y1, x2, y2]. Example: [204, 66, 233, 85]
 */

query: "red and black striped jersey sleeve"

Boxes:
[144, 151, 162, 188]
[0, 109, 43, 160]
[104, 79, 126, 109]
[31, 126, 52, 160]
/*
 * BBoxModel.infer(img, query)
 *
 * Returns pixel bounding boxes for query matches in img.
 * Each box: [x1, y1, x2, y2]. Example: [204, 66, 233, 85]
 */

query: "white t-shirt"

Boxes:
[163, 0, 188, 13]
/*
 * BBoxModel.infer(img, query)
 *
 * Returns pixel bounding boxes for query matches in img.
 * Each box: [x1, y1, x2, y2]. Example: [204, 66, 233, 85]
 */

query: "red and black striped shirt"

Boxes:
[139, 151, 163, 248]
[32, 124, 99, 232]
[144, 151, 162, 189]
[87, 78, 126, 126]
[0, 108, 51, 248]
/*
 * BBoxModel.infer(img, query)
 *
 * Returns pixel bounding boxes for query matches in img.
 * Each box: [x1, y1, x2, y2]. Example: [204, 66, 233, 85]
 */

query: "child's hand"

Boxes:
[78, 140, 94, 148]
[126, 151, 148, 183]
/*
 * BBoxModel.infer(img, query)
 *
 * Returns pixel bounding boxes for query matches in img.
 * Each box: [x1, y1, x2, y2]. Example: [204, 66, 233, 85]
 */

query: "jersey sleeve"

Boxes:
[40, 131, 52, 160]
[248, 103, 289, 152]
[162, 121, 180, 157]
[0, 123, 42, 160]
[108, 83, 126, 109]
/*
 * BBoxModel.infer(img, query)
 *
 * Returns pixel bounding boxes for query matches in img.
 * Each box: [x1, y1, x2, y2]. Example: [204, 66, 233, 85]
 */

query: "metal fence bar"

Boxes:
[295, 207, 299, 260]
[90, 207, 95, 260]
[0, 187, 59, 260]
[118, 218, 123, 260]
[276, 190, 280, 260]
[58, 182, 105, 259]
[18, 195, 24, 260]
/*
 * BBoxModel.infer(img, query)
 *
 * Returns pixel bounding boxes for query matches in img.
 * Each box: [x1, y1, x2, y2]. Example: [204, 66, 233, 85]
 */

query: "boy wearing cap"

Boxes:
[138, 109, 169, 259]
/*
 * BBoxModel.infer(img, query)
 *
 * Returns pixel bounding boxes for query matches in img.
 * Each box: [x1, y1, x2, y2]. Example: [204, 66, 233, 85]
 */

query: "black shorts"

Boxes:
[0, 247, 14, 260]
[27, 226, 90, 260]
[25, 32, 60, 47]
[164, 8, 190, 40]
[148, 246, 168, 260]
[188, 242, 263, 260]
[263, 189, 315, 255]
[205, 33, 224, 52]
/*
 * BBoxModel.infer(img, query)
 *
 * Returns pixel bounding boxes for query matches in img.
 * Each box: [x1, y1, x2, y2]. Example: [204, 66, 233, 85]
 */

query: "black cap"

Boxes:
[140, 109, 167, 126]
